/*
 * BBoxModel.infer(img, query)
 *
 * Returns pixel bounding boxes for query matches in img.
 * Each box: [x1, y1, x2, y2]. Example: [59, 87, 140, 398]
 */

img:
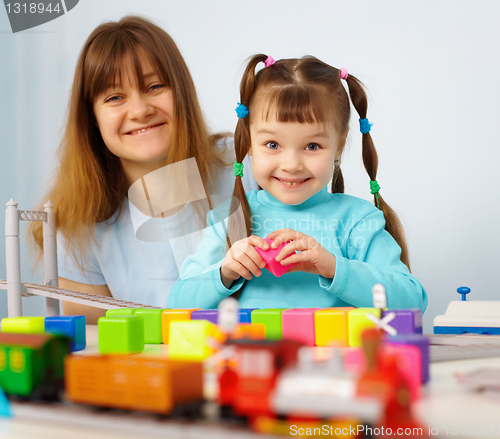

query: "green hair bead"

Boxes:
[233, 161, 244, 178]
[370, 180, 381, 208]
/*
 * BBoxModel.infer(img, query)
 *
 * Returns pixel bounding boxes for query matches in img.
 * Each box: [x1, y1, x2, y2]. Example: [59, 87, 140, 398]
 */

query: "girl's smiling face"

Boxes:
[249, 99, 345, 206]
[93, 54, 174, 184]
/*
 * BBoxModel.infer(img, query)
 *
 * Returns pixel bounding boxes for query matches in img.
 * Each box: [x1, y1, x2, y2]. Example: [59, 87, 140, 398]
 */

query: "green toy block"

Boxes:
[106, 308, 138, 316]
[133, 309, 164, 344]
[168, 320, 225, 361]
[1, 317, 45, 334]
[98, 315, 145, 355]
[250, 309, 287, 340]
[347, 308, 382, 347]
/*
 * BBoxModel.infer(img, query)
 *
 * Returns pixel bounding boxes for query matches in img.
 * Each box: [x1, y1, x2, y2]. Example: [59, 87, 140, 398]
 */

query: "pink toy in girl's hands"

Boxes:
[255, 237, 295, 277]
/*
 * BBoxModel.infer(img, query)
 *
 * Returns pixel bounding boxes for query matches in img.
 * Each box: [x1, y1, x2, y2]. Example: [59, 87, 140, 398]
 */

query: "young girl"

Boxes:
[29, 16, 258, 323]
[168, 54, 427, 312]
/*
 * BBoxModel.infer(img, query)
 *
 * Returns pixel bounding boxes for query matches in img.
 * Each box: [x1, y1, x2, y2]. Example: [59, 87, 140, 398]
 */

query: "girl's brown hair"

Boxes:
[30, 15, 225, 266]
[230, 54, 410, 268]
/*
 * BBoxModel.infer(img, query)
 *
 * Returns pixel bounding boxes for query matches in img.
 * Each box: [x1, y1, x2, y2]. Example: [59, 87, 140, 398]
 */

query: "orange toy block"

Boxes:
[230, 323, 266, 341]
[314, 307, 354, 347]
[161, 309, 200, 344]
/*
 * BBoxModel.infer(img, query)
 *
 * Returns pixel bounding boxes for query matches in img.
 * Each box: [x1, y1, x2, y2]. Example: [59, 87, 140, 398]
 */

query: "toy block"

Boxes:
[161, 308, 200, 344]
[347, 308, 381, 347]
[388, 334, 430, 383]
[191, 309, 218, 324]
[239, 308, 257, 323]
[282, 308, 321, 346]
[314, 307, 355, 347]
[251, 309, 287, 340]
[230, 323, 266, 340]
[45, 315, 86, 351]
[98, 315, 144, 355]
[381, 308, 422, 335]
[254, 237, 295, 277]
[168, 320, 225, 361]
[133, 309, 164, 344]
[106, 308, 137, 316]
[345, 343, 422, 401]
[1, 316, 45, 334]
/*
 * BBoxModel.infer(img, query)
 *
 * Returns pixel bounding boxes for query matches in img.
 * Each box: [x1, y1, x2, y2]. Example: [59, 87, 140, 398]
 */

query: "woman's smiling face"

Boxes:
[93, 53, 174, 184]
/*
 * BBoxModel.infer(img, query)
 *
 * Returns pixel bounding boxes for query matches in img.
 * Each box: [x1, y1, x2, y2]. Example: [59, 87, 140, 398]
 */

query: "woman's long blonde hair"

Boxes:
[30, 15, 225, 266]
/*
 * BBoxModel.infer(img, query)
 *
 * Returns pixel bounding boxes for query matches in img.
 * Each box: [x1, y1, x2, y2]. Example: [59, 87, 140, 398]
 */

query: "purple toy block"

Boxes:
[388, 333, 430, 384]
[381, 308, 422, 335]
[191, 309, 218, 324]
[255, 237, 295, 277]
[282, 308, 321, 346]
[44, 315, 86, 352]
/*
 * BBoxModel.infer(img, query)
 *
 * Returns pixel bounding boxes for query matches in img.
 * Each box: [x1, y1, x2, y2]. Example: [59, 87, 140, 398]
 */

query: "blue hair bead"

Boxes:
[359, 118, 373, 134]
[235, 102, 249, 118]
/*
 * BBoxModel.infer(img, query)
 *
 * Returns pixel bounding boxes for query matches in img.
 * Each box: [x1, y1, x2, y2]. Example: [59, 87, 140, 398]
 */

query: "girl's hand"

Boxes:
[220, 236, 269, 289]
[268, 229, 336, 279]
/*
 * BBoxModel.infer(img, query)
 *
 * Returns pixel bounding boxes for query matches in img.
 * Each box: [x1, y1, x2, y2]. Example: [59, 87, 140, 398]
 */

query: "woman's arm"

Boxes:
[59, 277, 112, 325]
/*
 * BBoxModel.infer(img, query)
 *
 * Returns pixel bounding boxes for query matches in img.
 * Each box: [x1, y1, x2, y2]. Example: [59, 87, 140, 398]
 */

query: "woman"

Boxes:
[30, 16, 257, 323]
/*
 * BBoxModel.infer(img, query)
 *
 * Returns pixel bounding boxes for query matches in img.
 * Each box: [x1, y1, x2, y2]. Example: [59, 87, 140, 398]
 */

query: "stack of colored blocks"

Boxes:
[93, 306, 423, 354]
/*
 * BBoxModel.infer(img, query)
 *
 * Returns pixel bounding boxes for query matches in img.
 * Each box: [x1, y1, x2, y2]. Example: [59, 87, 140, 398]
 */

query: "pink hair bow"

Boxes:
[264, 56, 276, 68]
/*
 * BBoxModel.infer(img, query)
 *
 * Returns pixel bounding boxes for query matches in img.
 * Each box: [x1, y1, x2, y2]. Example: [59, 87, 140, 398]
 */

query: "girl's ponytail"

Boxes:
[228, 54, 268, 246]
[344, 75, 410, 269]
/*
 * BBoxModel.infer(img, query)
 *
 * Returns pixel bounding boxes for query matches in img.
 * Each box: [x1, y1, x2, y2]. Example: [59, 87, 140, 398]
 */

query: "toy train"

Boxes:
[0, 332, 71, 400]
[218, 333, 425, 437]
[64, 354, 204, 415]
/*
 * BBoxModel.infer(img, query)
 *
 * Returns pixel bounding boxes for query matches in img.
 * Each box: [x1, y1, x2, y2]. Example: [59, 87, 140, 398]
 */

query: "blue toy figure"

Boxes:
[0, 387, 12, 418]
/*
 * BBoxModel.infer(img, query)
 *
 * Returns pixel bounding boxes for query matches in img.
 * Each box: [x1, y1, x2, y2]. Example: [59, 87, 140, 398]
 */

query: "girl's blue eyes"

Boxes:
[265, 141, 321, 151]
[306, 143, 320, 151]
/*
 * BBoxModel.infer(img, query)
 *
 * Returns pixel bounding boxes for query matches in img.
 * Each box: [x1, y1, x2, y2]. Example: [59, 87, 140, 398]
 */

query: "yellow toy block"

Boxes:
[161, 309, 200, 344]
[347, 308, 381, 347]
[168, 320, 225, 361]
[1, 316, 45, 334]
[314, 307, 354, 347]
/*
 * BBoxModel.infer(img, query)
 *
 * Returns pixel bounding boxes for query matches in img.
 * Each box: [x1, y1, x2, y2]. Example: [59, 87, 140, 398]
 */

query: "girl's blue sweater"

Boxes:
[168, 187, 427, 312]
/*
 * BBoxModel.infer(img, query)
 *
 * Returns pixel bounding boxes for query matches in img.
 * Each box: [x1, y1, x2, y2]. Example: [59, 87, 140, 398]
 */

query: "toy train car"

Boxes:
[65, 354, 204, 415]
[218, 339, 382, 437]
[0, 332, 71, 400]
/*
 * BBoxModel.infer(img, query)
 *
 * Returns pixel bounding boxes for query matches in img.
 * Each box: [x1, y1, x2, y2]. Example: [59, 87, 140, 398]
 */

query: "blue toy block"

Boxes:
[0, 387, 11, 418]
[44, 315, 86, 352]
[239, 309, 257, 323]
[381, 308, 422, 335]
[191, 309, 218, 324]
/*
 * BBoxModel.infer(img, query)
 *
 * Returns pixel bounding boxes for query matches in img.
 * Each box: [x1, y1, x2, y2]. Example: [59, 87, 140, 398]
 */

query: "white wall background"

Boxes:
[1, 0, 499, 332]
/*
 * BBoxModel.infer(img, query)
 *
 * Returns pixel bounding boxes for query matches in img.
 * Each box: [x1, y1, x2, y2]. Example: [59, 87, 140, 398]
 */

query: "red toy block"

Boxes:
[255, 237, 295, 277]
[282, 308, 321, 346]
